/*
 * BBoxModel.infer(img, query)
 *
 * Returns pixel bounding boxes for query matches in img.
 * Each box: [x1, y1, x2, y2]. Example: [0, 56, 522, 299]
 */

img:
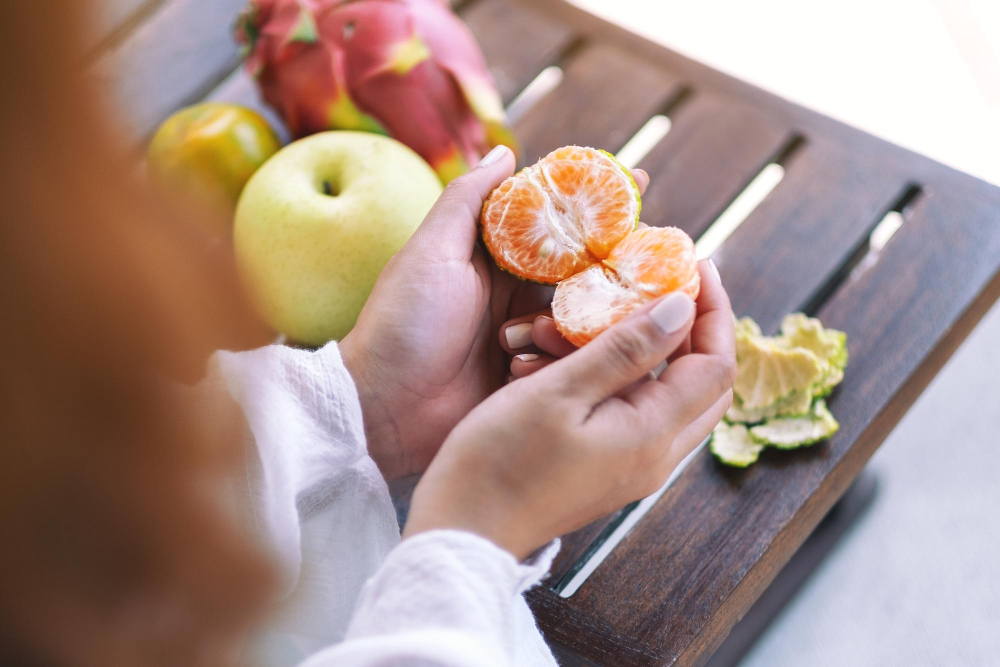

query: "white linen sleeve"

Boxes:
[301, 532, 560, 667]
[213, 341, 558, 666]
[214, 342, 397, 594]
[214, 342, 399, 660]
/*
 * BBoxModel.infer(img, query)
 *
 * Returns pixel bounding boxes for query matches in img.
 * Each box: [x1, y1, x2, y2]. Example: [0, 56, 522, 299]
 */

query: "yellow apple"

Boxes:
[234, 131, 442, 344]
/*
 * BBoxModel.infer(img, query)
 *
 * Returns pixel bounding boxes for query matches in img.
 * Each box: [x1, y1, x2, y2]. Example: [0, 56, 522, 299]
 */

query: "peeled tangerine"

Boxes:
[481, 146, 700, 346]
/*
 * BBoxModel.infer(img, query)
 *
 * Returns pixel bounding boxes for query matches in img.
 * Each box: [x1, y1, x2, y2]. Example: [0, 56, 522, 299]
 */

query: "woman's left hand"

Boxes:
[340, 145, 649, 481]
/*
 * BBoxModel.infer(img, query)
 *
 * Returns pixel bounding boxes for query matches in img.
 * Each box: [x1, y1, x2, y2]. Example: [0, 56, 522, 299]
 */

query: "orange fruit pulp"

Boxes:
[481, 146, 700, 346]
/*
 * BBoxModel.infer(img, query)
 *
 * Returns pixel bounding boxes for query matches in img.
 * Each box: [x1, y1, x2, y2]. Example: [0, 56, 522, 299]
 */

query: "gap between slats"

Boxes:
[613, 88, 692, 169]
[694, 135, 804, 257]
[505, 66, 566, 126]
[800, 184, 923, 316]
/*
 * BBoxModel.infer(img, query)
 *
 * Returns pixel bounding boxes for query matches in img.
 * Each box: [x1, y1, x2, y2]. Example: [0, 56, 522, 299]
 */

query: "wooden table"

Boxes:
[91, 0, 1000, 664]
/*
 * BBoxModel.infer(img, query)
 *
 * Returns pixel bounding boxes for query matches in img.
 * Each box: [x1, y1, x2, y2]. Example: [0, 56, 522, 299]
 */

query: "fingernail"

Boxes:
[708, 258, 721, 282]
[649, 293, 694, 334]
[505, 322, 533, 349]
[515, 353, 539, 362]
[536, 315, 553, 324]
[478, 145, 508, 168]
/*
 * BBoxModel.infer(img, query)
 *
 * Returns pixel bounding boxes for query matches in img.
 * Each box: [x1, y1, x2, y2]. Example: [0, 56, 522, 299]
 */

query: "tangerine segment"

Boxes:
[552, 265, 643, 347]
[553, 226, 701, 346]
[605, 226, 700, 300]
[481, 146, 640, 284]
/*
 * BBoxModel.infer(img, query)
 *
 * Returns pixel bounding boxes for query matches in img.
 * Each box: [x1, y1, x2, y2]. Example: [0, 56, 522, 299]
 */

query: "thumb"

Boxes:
[407, 145, 516, 262]
[545, 293, 695, 405]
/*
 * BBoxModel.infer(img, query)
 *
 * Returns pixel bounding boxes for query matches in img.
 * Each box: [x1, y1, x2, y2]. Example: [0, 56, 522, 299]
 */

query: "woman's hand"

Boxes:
[340, 145, 650, 481]
[497, 222, 683, 381]
[403, 261, 736, 559]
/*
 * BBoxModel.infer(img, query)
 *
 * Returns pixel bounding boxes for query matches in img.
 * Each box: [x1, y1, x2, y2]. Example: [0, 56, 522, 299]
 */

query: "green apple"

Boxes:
[234, 131, 442, 344]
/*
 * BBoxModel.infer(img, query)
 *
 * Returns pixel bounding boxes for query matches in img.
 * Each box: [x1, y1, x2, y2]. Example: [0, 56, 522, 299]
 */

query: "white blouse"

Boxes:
[213, 342, 559, 666]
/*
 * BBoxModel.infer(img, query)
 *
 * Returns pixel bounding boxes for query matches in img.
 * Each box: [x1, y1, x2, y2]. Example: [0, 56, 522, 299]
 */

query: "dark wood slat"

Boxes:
[462, 0, 576, 105]
[637, 92, 793, 238]
[714, 137, 908, 329]
[546, 507, 628, 589]
[514, 43, 685, 163]
[704, 471, 878, 667]
[84, 0, 161, 54]
[816, 176, 1000, 437]
[90, 0, 248, 146]
[530, 588, 661, 667]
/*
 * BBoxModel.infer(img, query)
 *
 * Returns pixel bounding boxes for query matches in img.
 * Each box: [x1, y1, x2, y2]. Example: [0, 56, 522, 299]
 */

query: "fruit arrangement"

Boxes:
[146, 7, 849, 471]
[234, 0, 519, 183]
[710, 314, 848, 468]
[146, 1, 520, 344]
[481, 146, 700, 346]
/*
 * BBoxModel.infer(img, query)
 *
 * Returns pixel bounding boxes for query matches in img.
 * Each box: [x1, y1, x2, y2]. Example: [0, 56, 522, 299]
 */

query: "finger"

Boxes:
[632, 168, 649, 195]
[671, 389, 733, 456]
[540, 292, 695, 404]
[609, 262, 735, 437]
[532, 316, 576, 358]
[667, 333, 691, 362]
[637, 221, 649, 229]
[598, 262, 735, 442]
[622, 390, 732, 494]
[408, 145, 516, 262]
[595, 347, 734, 445]
[500, 315, 544, 353]
[690, 259, 736, 361]
[500, 312, 577, 358]
[510, 353, 558, 378]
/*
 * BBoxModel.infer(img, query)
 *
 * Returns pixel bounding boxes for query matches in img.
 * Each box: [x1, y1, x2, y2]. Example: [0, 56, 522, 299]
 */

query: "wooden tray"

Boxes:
[92, 0, 1000, 664]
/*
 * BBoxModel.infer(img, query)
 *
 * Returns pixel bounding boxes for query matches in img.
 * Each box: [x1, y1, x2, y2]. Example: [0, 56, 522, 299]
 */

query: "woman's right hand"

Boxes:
[403, 261, 736, 560]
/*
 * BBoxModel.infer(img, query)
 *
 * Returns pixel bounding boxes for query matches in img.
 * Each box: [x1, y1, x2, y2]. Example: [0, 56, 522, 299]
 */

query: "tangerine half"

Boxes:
[481, 146, 700, 347]
[481, 146, 641, 284]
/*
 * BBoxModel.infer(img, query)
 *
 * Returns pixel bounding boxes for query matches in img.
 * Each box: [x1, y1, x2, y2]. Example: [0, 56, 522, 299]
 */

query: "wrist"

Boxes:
[339, 332, 409, 481]
[403, 512, 539, 562]
[404, 469, 540, 561]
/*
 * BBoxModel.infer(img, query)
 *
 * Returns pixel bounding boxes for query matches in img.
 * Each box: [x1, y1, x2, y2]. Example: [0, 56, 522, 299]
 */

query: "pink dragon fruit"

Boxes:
[234, 0, 520, 183]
